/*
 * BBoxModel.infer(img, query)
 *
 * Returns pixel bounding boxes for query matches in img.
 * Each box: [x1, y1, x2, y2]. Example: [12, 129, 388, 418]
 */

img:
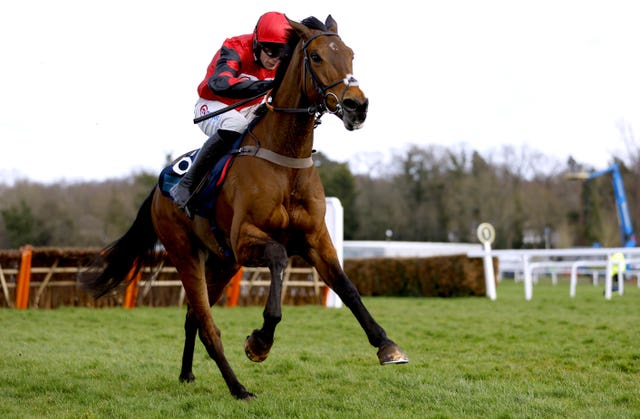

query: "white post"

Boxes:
[570, 263, 578, 297]
[604, 255, 613, 300]
[476, 223, 497, 300]
[618, 261, 625, 296]
[324, 197, 343, 308]
[523, 255, 532, 300]
[482, 242, 497, 300]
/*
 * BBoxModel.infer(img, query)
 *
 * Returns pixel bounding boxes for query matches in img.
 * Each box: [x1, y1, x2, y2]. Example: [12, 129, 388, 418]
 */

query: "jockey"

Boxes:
[171, 11, 292, 216]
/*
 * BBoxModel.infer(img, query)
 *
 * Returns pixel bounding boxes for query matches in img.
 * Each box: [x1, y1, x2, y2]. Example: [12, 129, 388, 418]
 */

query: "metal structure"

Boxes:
[567, 163, 637, 248]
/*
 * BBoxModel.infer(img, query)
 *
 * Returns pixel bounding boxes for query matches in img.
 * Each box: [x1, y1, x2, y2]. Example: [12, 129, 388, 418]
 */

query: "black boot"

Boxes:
[170, 130, 238, 217]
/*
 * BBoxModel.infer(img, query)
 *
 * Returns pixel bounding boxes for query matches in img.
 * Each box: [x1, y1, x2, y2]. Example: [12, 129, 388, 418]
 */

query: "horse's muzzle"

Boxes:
[341, 97, 368, 131]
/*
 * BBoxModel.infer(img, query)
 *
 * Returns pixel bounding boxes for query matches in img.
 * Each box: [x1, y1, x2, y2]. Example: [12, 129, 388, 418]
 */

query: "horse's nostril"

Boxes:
[342, 99, 358, 112]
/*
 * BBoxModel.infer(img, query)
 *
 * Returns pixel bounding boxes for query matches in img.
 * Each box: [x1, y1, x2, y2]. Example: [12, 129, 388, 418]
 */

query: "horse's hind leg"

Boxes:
[188, 286, 254, 399]
[179, 266, 239, 384]
[180, 306, 198, 382]
[243, 240, 288, 362]
[171, 255, 253, 399]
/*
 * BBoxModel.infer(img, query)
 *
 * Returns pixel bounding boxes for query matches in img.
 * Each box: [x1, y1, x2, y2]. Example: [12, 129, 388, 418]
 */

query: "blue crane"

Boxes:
[568, 163, 636, 247]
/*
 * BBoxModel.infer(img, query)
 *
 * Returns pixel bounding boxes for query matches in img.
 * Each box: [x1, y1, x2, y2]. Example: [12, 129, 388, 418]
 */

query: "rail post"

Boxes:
[124, 267, 141, 309]
[324, 197, 344, 308]
[226, 267, 243, 307]
[15, 245, 33, 309]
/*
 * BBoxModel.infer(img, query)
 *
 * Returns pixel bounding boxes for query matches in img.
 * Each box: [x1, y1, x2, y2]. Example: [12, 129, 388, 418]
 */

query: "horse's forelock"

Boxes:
[300, 16, 326, 31]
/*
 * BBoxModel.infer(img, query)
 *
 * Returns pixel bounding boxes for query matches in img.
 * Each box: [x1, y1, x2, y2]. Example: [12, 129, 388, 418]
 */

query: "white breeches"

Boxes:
[194, 98, 261, 137]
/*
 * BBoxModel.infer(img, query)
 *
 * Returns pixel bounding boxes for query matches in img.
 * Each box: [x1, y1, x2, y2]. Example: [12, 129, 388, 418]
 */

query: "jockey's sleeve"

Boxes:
[207, 46, 273, 99]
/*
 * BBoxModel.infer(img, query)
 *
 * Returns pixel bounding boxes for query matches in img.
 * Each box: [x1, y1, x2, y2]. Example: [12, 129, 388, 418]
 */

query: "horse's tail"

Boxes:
[83, 187, 158, 299]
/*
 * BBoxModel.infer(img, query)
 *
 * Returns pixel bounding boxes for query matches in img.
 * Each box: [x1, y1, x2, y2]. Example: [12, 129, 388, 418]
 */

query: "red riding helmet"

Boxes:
[253, 12, 291, 61]
[254, 12, 290, 44]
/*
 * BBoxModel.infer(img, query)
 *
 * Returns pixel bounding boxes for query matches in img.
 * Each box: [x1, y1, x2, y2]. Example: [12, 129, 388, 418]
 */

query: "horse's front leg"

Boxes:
[241, 240, 288, 362]
[307, 231, 409, 365]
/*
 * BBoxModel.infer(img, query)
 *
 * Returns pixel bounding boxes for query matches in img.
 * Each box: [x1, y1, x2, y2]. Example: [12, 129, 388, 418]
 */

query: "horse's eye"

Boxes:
[310, 52, 321, 63]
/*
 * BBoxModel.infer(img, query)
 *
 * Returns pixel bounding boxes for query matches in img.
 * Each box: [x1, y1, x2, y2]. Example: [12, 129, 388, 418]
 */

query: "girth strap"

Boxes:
[233, 145, 314, 169]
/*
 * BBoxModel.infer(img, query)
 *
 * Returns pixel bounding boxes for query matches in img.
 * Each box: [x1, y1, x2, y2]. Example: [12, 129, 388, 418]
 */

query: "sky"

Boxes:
[2, 0, 640, 184]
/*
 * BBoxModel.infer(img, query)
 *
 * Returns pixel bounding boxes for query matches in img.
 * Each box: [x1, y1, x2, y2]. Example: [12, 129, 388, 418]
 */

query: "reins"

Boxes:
[192, 91, 268, 124]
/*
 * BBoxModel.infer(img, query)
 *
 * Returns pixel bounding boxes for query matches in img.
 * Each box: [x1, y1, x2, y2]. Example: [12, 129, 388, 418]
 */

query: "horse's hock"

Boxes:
[0, 247, 490, 309]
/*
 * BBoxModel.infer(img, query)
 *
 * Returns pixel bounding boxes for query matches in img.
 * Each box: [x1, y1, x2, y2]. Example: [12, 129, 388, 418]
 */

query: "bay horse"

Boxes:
[83, 15, 408, 400]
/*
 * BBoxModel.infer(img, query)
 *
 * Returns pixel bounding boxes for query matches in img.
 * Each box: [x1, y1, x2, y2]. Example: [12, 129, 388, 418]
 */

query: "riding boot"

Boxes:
[170, 130, 239, 217]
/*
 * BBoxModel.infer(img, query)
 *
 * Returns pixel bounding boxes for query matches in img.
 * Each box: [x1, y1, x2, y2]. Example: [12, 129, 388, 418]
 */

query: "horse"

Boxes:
[83, 15, 408, 400]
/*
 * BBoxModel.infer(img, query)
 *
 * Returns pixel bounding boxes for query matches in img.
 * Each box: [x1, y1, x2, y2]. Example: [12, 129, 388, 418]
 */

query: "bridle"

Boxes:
[235, 30, 362, 169]
[265, 31, 360, 126]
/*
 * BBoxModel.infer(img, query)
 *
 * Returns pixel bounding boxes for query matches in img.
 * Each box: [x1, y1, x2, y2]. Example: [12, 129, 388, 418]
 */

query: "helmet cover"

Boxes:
[254, 12, 291, 45]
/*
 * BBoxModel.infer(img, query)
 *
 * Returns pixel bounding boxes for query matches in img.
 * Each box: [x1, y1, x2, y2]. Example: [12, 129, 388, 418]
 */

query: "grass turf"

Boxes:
[1, 279, 638, 418]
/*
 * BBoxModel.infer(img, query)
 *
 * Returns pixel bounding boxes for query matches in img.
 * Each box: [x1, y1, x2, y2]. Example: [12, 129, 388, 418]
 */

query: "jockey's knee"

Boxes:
[219, 117, 248, 134]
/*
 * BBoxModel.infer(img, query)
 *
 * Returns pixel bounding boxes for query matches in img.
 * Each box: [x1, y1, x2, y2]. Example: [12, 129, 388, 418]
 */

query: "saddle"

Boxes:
[158, 136, 243, 218]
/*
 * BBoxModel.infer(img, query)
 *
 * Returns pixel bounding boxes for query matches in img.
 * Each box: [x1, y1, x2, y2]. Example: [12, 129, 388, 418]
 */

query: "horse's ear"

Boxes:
[288, 18, 313, 40]
[325, 15, 338, 33]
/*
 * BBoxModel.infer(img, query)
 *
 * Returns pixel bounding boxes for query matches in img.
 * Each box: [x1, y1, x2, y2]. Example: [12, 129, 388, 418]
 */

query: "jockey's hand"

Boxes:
[252, 80, 274, 93]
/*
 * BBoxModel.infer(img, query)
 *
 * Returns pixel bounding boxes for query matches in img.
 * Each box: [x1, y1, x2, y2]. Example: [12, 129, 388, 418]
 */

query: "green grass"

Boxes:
[1, 280, 639, 418]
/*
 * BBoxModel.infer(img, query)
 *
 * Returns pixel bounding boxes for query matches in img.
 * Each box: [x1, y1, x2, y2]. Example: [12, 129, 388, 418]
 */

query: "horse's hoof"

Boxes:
[179, 372, 195, 383]
[377, 343, 409, 365]
[234, 389, 257, 400]
[244, 331, 272, 363]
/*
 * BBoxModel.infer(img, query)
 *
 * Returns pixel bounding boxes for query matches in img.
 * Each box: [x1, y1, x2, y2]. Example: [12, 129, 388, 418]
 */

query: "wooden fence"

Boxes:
[0, 246, 326, 309]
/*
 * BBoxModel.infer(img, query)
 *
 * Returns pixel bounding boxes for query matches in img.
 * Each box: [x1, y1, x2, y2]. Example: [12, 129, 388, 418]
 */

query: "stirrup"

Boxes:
[178, 201, 194, 219]
[169, 184, 195, 218]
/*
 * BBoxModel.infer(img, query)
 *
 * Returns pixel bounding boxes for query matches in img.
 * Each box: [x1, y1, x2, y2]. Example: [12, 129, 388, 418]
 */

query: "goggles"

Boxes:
[260, 43, 287, 59]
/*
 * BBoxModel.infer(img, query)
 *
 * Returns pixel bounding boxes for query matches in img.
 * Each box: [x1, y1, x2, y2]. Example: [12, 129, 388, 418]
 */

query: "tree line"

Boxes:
[2, 143, 639, 250]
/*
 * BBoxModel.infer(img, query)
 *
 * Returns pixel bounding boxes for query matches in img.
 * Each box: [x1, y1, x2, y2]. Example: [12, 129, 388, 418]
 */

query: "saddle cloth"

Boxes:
[158, 136, 243, 218]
